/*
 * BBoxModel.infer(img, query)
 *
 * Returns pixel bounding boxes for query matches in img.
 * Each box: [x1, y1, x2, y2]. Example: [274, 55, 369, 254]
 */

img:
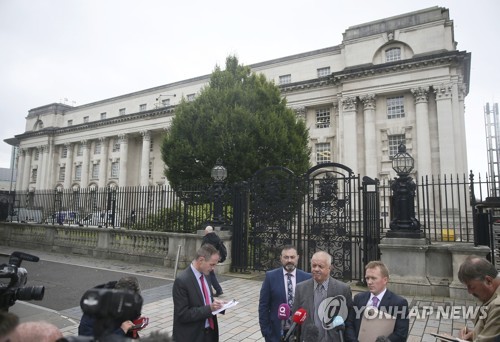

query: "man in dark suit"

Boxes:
[258, 245, 311, 342]
[345, 260, 409, 342]
[173, 244, 225, 342]
[292, 251, 354, 342]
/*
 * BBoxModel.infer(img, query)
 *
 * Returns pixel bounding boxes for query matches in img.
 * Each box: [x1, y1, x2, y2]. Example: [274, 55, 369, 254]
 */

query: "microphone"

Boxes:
[283, 308, 307, 341]
[333, 316, 345, 342]
[277, 303, 291, 320]
[301, 324, 319, 341]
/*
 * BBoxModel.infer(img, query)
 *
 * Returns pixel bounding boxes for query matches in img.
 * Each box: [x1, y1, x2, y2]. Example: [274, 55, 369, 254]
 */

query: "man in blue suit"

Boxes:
[258, 245, 311, 342]
[345, 260, 409, 342]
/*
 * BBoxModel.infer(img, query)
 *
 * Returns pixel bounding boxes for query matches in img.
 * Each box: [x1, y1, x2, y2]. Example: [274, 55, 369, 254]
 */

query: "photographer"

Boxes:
[78, 276, 143, 339]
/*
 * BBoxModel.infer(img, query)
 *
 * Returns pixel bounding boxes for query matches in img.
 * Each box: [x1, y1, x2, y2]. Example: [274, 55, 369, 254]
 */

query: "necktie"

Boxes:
[314, 284, 326, 340]
[286, 273, 294, 307]
[200, 275, 215, 329]
[372, 296, 379, 308]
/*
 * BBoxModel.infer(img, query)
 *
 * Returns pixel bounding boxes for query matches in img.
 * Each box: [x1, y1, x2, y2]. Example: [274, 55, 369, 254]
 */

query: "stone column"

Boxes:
[64, 143, 73, 189]
[434, 84, 456, 176]
[140, 130, 151, 187]
[341, 96, 358, 173]
[16, 149, 26, 191]
[98, 137, 109, 188]
[36, 146, 46, 190]
[118, 134, 128, 187]
[456, 84, 468, 174]
[411, 87, 432, 179]
[361, 94, 377, 178]
[22, 148, 32, 191]
[81, 140, 90, 187]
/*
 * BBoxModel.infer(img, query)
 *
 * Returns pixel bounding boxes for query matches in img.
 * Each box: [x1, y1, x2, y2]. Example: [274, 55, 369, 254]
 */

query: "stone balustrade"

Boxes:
[0, 222, 232, 274]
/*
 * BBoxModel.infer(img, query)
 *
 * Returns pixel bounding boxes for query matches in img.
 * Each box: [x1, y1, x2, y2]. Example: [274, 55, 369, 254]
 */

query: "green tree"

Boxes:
[161, 55, 310, 188]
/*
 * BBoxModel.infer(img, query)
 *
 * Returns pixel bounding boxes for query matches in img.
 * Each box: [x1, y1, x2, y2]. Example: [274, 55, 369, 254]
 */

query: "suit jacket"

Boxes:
[258, 268, 311, 342]
[345, 289, 409, 342]
[172, 266, 219, 342]
[292, 277, 354, 342]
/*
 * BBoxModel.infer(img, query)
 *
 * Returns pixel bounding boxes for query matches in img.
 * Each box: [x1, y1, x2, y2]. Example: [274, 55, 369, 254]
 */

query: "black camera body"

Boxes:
[0, 251, 45, 311]
[80, 288, 143, 322]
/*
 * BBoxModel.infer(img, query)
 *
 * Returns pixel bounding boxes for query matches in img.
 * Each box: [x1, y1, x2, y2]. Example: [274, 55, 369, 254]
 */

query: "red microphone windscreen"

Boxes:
[292, 308, 307, 324]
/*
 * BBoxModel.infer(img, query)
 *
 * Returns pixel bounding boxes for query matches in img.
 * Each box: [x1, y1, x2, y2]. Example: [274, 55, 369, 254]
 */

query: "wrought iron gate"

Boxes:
[231, 164, 381, 283]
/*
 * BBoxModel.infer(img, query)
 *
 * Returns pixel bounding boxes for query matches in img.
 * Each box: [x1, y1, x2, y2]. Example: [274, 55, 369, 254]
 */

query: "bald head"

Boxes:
[16, 321, 63, 342]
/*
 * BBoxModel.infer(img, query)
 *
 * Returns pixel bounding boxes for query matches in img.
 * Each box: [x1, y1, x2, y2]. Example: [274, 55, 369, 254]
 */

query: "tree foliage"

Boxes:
[161, 55, 310, 188]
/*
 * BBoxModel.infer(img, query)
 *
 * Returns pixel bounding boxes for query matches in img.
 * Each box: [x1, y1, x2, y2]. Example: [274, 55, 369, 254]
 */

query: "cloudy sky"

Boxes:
[1, 0, 499, 176]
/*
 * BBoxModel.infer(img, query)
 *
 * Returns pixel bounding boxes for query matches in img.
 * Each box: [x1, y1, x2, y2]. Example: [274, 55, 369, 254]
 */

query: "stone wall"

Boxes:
[0, 222, 232, 274]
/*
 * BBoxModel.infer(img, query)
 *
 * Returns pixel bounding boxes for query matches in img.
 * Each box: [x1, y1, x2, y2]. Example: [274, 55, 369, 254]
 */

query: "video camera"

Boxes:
[0, 251, 45, 311]
[80, 288, 143, 322]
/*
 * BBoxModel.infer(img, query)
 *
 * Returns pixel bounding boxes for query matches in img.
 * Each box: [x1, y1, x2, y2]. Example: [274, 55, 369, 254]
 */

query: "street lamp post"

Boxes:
[387, 144, 424, 238]
[211, 158, 227, 227]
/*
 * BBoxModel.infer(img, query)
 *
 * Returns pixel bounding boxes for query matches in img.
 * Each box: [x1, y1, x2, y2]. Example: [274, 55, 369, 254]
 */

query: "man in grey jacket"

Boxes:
[292, 251, 354, 342]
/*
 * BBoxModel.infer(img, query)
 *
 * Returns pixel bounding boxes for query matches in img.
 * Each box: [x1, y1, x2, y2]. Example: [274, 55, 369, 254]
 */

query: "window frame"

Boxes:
[387, 96, 405, 119]
[315, 108, 331, 129]
[316, 142, 331, 164]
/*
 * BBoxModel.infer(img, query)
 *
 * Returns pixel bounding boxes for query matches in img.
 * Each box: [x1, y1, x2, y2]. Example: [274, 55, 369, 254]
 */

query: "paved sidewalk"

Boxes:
[4, 248, 478, 341]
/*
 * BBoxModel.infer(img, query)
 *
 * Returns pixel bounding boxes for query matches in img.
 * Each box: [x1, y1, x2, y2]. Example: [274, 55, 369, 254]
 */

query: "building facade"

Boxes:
[5, 7, 470, 192]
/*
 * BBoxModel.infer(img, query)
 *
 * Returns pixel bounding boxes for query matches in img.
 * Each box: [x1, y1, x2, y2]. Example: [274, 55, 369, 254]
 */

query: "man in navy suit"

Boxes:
[258, 245, 311, 342]
[345, 260, 409, 342]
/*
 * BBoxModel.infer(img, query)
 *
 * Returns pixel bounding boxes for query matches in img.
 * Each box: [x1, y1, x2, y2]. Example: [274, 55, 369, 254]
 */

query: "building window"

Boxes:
[316, 143, 331, 164]
[279, 74, 291, 85]
[389, 135, 406, 159]
[34, 150, 39, 161]
[139, 104, 147, 112]
[100, 112, 106, 120]
[83, 116, 89, 123]
[77, 143, 83, 156]
[112, 139, 120, 152]
[59, 167, 65, 181]
[186, 94, 196, 102]
[75, 165, 82, 180]
[119, 108, 126, 116]
[385, 47, 401, 62]
[92, 164, 99, 179]
[317, 67, 330, 78]
[68, 120, 73, 126]
[62, 145, 68, 158]
[94, 141, 101, 155]
[316, 108, 331, 128]
[150, 137, 154, 152]
[162, 99, 170, 107]
[387, 96, 405, 119]
[149, 161, 153, 179]
[31, 169, 37, 182]
[111, 162, 120, 178]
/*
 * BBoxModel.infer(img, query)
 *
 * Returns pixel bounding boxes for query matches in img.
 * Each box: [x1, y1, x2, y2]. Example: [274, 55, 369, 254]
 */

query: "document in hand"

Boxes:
[358, 307, 396, 342]
[212, 299, 239, 315]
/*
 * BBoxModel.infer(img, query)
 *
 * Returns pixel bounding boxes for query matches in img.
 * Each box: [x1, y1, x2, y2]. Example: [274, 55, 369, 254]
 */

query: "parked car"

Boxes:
[80, 211, 121, 228]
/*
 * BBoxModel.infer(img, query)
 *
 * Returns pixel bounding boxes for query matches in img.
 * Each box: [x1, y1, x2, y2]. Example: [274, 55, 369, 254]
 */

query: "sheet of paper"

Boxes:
[212, 299, 239, 315]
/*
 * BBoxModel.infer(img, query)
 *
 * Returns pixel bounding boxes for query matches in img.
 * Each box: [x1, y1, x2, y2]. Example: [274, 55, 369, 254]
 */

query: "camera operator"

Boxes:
[78, 276, 142, 339]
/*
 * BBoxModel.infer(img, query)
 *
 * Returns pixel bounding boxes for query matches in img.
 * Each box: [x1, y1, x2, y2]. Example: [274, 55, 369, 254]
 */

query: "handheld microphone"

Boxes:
[333, 316, 345, 342]
[278, 303, 291, 320]
[301, 324, 319, 341]
[283, 308, 307, 341]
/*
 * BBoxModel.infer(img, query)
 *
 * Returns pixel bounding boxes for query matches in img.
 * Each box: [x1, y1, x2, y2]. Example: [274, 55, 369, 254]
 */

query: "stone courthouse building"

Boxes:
[5, 6, 470, 192]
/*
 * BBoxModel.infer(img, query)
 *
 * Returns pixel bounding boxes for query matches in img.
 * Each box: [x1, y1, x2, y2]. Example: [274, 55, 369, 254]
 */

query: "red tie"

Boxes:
[200, 275, 215, 329]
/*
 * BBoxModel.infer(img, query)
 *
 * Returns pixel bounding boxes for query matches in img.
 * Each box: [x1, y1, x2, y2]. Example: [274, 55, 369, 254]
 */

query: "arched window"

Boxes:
[385, 47, 401, 62]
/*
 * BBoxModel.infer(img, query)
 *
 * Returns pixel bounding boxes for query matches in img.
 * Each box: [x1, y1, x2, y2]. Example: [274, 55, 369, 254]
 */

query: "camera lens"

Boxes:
[16, 286, 45, 301]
